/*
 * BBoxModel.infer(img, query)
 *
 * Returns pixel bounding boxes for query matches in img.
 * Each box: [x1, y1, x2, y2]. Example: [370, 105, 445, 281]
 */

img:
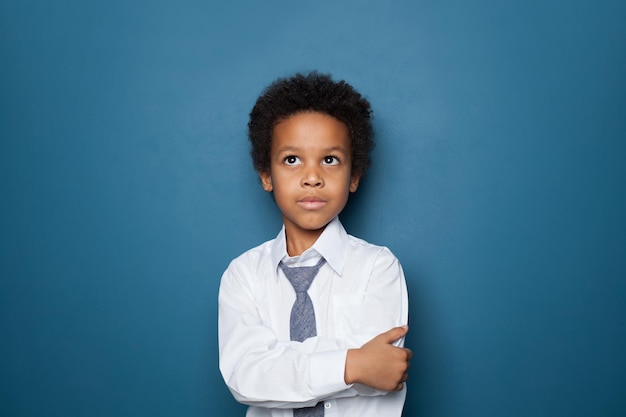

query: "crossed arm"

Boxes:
[218, 251, 411, 408]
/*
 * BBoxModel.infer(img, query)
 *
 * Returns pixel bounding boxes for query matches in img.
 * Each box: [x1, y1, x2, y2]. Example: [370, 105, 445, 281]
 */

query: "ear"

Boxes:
[259, 171, 273, 192]
[349, 173, 361, 193]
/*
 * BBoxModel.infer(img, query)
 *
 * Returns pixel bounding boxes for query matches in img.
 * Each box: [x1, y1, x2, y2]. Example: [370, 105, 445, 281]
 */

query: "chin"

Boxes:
[297, 220, 332, 232]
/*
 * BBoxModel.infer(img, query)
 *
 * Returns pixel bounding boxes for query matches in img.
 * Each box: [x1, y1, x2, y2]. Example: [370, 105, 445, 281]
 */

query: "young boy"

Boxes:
[218, 72, 411, 417]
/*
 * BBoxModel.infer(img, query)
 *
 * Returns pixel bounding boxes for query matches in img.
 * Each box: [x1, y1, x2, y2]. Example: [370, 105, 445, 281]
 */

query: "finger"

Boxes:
[380, 326, 409, 344]
[405, 348, 413, 361]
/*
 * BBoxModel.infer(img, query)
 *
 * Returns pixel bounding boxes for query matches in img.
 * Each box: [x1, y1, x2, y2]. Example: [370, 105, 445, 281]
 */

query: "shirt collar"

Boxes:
[269, 217, 349, 279]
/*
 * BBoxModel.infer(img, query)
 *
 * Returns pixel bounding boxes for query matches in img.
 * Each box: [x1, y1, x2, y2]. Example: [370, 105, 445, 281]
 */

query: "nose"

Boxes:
[301, 166, 324, 188]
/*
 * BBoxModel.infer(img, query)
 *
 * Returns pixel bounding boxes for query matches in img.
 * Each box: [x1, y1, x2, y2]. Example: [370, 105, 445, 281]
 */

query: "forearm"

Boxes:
[219, 310, 401, 406]
[219, 295, 356, 407]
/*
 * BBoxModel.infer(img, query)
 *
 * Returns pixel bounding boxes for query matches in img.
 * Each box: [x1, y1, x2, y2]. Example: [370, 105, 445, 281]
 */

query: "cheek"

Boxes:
[270, 180, 294, 199]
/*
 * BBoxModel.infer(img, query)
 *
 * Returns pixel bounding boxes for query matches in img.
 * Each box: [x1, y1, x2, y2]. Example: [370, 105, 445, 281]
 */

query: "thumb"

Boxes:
[379, 325, 409, 344]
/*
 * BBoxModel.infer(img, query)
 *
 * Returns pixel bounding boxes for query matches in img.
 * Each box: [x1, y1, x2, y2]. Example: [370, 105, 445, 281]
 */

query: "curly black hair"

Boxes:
[248, 72, 375, 177]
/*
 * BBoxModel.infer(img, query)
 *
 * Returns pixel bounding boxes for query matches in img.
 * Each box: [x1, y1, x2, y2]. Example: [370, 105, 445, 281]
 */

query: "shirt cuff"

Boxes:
[309, 349, 351, 395]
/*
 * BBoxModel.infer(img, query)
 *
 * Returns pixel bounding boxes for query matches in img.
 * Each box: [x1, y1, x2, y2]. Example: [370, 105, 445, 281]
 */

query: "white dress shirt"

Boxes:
[218, 217, 409, 417]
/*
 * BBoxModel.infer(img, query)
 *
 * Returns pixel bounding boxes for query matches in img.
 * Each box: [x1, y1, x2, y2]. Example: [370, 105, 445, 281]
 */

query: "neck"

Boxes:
[284, 225, 325, 257]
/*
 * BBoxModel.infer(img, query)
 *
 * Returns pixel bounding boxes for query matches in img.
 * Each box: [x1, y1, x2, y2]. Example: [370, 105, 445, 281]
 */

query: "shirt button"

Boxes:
[324, 402, 331, 409]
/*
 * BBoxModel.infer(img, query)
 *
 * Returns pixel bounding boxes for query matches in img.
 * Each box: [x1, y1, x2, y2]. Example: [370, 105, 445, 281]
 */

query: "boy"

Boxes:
[218, 72, 411, 417]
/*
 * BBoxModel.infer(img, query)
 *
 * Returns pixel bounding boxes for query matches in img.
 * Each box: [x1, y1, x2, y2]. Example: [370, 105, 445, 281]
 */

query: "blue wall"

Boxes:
[1, 1, 625, 416]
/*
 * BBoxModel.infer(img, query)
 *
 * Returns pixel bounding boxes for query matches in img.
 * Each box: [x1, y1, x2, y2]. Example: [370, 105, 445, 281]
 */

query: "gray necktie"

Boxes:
[279, 257, 326, 417]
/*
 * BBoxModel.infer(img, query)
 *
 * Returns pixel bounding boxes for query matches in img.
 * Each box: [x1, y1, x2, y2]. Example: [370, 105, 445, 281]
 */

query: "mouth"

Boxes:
[297, 196, 327, 210]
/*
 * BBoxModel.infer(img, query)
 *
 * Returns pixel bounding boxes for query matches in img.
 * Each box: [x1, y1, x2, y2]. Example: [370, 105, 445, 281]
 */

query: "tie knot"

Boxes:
[279, 258, 326, 293]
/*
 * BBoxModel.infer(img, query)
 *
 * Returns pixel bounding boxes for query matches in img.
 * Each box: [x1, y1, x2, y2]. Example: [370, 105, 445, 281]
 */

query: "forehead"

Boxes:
[272, 111, 350, 151]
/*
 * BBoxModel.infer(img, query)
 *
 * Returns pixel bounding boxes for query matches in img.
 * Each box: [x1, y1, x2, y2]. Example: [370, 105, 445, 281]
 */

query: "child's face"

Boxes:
[259, 111, 360, 248]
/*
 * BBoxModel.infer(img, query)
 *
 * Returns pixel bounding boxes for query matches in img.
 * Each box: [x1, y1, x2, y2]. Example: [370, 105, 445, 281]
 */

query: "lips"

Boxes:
[297, 196, 327, 210]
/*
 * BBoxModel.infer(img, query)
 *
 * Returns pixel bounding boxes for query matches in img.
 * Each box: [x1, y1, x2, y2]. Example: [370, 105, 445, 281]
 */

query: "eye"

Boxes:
[323, 156, 339, 165]
[284, 155, 301, 166]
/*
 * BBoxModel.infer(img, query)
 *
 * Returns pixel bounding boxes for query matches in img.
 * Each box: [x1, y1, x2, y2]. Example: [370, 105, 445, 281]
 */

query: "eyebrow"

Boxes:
[276, 145, 348, 153]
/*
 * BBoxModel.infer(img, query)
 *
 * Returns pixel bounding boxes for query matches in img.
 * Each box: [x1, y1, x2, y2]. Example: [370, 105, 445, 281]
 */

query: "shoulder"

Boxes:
[344, 232, 402, 273]
[222, 239, 275, 282]
[218, 239, 280, 311]
[345, 233, 398, 260]
[336, 232, 407, 294]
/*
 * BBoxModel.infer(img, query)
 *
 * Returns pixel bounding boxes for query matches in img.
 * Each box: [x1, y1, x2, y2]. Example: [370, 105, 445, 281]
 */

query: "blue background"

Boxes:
[1, 1, 625, 416]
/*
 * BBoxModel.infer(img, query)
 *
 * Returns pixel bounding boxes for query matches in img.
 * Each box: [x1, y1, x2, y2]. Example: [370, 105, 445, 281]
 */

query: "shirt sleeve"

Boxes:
[330, 246, 409, 395]
[218, 257, 350, 409]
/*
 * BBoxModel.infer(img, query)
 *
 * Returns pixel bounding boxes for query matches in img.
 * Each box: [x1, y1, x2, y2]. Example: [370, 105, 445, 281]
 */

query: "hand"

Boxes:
[344, 326, 412, 391]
